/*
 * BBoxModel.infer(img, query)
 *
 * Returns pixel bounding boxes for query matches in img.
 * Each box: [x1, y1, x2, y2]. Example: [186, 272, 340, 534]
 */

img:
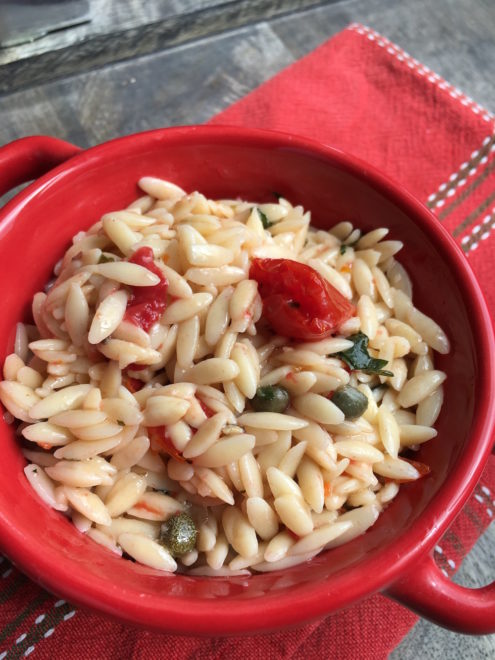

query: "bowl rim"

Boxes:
[0, 124, 494, 634]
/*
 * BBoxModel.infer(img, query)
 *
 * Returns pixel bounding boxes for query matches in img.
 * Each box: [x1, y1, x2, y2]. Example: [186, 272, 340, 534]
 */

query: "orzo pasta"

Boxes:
[0, 178, 449, 575]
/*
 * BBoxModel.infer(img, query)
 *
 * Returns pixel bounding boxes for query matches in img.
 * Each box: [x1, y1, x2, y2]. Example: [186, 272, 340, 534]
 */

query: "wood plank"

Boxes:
[1, 22, 296, 147]
[0, 0, 333, 93]
[2, 0, 493, 146]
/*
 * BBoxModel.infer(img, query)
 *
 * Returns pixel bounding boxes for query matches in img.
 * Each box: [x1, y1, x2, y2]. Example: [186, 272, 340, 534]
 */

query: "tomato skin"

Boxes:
[385, 458, 431, 484]
[122, 374, 144, 393]
[148, 426, 186, 463]
[286, 528, 300, 541]
[400, 458, 431, 482]
[197, 399, 215, 418]
[249, 258, 355, 341]
[133, 501, 161, 515]
[124, 247, 168, 332]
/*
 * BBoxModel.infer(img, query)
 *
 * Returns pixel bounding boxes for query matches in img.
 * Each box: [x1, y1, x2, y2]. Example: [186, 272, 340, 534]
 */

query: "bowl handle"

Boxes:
[385, 552, 495, 634]
[0, 136, 81, 197]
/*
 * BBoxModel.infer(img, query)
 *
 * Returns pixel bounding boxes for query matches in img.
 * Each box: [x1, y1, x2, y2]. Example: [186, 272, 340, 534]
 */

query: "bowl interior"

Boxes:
[0, 128, 489, 633]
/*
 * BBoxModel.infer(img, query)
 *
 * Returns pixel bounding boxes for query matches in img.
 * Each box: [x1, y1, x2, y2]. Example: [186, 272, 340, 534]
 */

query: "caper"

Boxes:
[251, 385, 290, 413]
[330, 385, 368, 420]
[159, 512, 197, 557]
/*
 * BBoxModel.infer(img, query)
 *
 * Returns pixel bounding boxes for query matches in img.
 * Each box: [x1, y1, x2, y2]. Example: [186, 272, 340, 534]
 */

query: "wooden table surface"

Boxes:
[1, 0, 494, 656]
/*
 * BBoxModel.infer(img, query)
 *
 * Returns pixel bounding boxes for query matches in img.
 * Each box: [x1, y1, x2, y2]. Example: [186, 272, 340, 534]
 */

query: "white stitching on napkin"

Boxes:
[347, 24, 494, 123]
[427, 140, 495, 210]
[460, 206, 495, 253]
[347, 23, 495, 240]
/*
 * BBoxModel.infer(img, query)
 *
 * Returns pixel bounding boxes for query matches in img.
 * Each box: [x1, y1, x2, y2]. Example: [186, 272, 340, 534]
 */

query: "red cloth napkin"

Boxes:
[1, 23, 494, 659]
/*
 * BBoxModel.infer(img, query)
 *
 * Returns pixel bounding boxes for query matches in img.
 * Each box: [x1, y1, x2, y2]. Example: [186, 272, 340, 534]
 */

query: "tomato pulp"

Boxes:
[124, 247, 168, 332]
[249, 258, 355, 341]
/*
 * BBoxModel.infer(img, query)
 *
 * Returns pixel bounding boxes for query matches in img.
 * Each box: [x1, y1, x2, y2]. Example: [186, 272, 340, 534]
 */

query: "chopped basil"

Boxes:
[98, 253, 117, 264]
[337, 331, 394, 377]
[257, 207, 274, 229]
[340, 231, 362, 253]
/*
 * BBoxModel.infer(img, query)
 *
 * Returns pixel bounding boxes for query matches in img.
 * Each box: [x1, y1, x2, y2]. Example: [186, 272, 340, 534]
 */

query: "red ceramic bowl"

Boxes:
[0, 126, 494, 635]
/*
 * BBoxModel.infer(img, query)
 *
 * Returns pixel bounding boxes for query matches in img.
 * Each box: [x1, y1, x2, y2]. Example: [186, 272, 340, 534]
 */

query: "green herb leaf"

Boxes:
[256, 207, 274, 229]
[366, 359, 394, 377]
[339, 230, 362, 253]
[337, 331, 394, 377]
[98, 253, 117, 264]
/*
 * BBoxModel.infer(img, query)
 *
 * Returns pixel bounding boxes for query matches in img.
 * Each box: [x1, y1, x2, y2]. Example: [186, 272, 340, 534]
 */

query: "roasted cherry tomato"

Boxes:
[124, 247, 168, 332]
[249, 258, 355, 341]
